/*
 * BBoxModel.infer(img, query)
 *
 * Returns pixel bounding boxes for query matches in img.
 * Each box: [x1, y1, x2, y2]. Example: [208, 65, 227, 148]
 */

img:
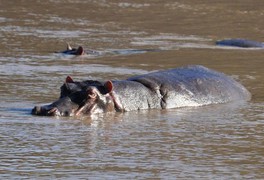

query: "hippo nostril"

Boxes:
[32, 106, 41, 115]
[31, 106, 61, 116]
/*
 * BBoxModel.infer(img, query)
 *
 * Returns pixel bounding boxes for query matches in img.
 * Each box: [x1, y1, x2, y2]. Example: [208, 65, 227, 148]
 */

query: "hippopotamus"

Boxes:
[216, 39, 264, 48]
[55, 43, 98, 55]
[55, 43, 159, 56]
[31, 65, 250, 116]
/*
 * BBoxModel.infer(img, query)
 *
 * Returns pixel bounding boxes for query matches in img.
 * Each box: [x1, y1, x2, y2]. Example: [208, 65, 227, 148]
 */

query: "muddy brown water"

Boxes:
[0, 1, 263, 179]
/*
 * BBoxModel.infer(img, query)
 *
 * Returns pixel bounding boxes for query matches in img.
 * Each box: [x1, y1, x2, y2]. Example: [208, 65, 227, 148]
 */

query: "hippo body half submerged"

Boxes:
[216, 39, 264, 48]
[32, 65, 250, 116]
[55, 43, 159, 56]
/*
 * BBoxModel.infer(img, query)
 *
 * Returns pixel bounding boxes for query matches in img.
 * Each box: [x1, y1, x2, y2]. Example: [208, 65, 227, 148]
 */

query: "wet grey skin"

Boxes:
[32, 65, 251, 117]
[216, 39, 264, 48]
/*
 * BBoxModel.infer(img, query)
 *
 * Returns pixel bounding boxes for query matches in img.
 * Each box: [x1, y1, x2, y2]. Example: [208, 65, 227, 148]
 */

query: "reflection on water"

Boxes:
[0, 0, 264, 179]
[1, 102, 263, 179]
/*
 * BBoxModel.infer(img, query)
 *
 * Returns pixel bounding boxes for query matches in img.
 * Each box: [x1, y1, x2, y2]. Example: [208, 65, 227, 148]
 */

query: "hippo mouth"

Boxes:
[32, 106, 62, 116]
[31, 94, 88, 117]
[31, 97, 96, 117]
[32, 103, 96, 117]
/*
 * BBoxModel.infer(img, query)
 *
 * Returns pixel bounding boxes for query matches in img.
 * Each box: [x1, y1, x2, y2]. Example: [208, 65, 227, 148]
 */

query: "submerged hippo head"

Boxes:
[55, 43, 85, 55]
[32, 76, 117, 116]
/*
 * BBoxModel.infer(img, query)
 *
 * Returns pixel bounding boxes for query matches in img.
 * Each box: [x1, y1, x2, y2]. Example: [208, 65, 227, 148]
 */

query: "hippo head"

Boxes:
[32, 76, 117, 116]
[56, 43, 85, 55]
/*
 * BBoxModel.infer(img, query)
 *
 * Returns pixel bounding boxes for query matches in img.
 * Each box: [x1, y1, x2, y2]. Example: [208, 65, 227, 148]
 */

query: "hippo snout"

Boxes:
[32, 106, 60, 116]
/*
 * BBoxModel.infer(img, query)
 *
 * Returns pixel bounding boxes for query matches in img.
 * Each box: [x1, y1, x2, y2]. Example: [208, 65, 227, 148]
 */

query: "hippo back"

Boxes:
[128, 65, 250, 109]
[216, 39, 264, 48]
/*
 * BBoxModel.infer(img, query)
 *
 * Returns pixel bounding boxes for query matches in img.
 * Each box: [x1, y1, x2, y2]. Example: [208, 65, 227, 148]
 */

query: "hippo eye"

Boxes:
[87, 88, 97, 99]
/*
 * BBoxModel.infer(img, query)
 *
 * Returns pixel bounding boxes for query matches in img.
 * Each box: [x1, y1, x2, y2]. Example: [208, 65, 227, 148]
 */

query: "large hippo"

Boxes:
[216, 39, 264, 48]
[32, 65, 250, 116]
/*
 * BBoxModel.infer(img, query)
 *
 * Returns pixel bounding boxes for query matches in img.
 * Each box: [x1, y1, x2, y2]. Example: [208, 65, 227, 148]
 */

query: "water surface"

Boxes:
[0, 1, 263, 179]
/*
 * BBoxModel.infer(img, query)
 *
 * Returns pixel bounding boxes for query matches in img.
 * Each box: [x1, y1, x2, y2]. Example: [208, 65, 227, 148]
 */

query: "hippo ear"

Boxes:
[66, 42, 72, 50]
[76, 46, 84, 55]
[66, 76, 74, 83]
[104, 81, 113, 93]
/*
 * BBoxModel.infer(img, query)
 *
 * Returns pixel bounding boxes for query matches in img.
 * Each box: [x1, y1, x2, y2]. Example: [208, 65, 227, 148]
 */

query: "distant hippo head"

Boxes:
[55, 43, 85, 55]
[32, 76, 117, 116]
